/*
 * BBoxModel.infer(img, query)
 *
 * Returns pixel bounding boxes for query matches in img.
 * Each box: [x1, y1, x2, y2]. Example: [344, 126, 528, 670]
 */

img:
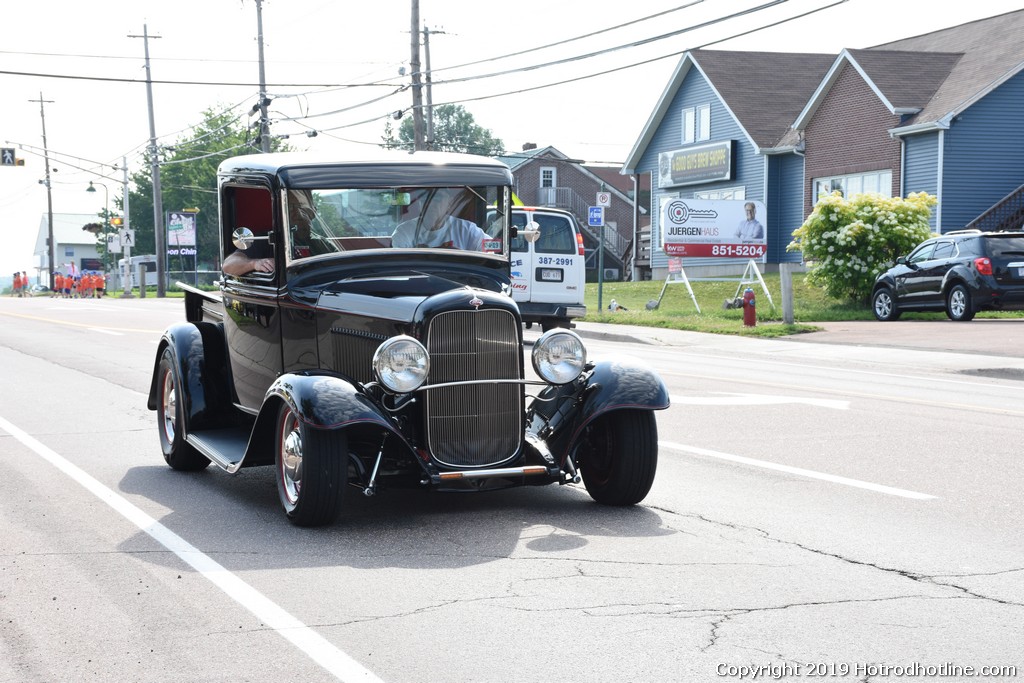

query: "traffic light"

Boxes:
[110, 216, 124, 226]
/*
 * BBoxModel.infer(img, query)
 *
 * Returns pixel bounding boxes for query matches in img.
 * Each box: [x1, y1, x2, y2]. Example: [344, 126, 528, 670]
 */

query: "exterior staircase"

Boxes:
[529, 187, 629, 278]
[966, 184, 1024, 232]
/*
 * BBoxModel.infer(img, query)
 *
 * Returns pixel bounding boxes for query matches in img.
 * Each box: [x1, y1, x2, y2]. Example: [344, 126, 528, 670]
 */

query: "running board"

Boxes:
[186, 428, 249, 473]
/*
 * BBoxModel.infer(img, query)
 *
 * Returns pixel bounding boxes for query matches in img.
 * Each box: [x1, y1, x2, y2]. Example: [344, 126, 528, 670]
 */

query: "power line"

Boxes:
[419, 0, 705, 77]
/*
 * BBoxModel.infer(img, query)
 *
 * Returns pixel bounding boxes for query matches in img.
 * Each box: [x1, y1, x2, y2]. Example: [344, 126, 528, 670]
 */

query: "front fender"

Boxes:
[146, 321, 232, 431]
[530, 358, 669, 462]
[244, 371, 411, 466]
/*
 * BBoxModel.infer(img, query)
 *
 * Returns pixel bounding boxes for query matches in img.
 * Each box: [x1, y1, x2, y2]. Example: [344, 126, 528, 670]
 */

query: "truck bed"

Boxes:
[179, 281, 224, 323]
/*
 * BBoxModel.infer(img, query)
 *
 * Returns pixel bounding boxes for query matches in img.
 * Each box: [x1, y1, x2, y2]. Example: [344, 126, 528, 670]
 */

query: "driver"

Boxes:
[391, 188, 487, 251]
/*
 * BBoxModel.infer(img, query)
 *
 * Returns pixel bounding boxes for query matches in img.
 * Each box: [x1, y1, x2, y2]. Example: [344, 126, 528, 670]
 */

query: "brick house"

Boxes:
[497, 145, 647, 280]
[623, 9, 1024, 280]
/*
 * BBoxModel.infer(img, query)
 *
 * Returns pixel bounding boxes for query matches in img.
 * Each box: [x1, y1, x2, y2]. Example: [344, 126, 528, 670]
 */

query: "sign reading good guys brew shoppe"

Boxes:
[657, 141, 733, 189]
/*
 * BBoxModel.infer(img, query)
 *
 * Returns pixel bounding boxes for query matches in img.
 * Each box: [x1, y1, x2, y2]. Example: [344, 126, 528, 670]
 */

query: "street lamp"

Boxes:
[85, 181, 110, 273]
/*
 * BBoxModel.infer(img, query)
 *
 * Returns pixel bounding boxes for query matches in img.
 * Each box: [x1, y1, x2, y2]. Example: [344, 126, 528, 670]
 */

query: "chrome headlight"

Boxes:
[373, 335, 429, 393]
[532, 329, 586, 384]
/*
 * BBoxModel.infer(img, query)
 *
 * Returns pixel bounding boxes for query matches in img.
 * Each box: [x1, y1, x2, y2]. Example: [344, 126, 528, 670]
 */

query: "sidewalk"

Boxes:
[571, 318, 1024, 359]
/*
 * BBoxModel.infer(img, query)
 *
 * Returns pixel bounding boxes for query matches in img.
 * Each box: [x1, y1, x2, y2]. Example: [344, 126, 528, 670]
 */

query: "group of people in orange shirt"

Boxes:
[53, 271, 107, 298]
[10, 271, 30, 296]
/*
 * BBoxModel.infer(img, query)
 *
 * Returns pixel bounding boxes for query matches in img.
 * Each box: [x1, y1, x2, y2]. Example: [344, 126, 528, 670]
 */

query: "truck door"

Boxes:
[219, 184, 283, 411]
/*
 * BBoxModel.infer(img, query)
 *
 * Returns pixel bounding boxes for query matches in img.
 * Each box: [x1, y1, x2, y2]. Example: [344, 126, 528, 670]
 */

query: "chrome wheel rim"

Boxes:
[160, 370, 177, 443]
[875, 292, 892, 318]
[278, 410, 303, 506]
[950, 289, 966, 318]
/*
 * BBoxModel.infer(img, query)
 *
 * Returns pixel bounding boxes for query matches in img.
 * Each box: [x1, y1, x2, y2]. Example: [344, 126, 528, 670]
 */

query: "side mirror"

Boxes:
[232, 227, 255, 250]
[231, 227, 273, 251]
[520, 221, 542, 244]
[896, 256, 908, 265]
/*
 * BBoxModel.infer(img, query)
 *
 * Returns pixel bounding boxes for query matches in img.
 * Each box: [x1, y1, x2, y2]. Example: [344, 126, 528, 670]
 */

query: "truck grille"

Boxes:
[425, 309, 523, 467]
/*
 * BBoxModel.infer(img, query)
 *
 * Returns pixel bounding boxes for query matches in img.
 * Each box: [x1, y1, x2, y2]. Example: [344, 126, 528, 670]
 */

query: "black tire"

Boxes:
[946, 283, 975, 321]
[576, 410, 658, 506]
[871, 287, 901, 321]
[156, 348, 211, 471]
[275, 402, 347, 527]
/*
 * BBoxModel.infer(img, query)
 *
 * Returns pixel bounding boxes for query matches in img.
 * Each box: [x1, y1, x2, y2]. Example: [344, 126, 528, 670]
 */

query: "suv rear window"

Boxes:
[982, 236, 1024, 258]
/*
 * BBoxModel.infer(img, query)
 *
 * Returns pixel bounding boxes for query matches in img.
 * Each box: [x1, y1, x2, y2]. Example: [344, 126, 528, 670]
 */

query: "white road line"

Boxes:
[660, 440, 936, 500]
[0, 415, 384, 683]
[88, 327, 124, 336]
[670, 393, 849, 409]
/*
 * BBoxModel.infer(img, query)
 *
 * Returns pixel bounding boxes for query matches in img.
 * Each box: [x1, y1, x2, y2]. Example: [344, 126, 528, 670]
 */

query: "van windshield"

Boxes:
[286, 185, 509, 261]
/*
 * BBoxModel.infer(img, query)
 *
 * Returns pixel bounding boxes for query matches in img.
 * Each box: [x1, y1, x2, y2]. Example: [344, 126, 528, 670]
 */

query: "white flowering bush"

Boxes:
[787, 192, 936, 302]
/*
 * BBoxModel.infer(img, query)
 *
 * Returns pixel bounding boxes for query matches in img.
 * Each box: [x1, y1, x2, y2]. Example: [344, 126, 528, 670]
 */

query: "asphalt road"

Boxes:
[2, 297, 1023, 682]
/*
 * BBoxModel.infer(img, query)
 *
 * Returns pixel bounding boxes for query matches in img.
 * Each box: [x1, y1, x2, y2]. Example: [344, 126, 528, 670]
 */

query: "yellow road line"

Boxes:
[0, 309, 162, 334]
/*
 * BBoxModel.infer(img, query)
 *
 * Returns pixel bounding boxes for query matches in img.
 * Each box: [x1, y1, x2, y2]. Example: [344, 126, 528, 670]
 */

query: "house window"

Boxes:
[681, 104, 711, 145]
[813, 170, 892, 202]
[540, 167, 556, 188]
[64, 246, 75, 257]
[539, 166, 557, 206]
[693, 186, 745, 201]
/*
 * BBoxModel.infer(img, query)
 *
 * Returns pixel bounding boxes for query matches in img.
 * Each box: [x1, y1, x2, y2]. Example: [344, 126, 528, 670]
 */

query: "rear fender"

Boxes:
[245, 372, 411, 466]
[147, 322, 232, 431]
[530, 359, 669, 462]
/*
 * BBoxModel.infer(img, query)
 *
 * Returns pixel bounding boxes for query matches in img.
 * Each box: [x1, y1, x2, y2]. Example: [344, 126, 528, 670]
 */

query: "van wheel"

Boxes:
[541, 319, 570, 333]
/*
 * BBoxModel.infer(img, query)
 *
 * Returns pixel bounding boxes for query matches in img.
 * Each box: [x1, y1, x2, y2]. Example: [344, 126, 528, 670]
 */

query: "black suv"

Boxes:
[871, 230, 1024, 321]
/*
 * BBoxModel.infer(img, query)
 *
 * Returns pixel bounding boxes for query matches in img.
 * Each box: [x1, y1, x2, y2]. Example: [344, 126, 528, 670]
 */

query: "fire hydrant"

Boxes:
[742, 287, 757, 327]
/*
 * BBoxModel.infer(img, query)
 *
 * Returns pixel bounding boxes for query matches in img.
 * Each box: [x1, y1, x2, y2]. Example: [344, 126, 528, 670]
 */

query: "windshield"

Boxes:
[285, 185, 509, 261]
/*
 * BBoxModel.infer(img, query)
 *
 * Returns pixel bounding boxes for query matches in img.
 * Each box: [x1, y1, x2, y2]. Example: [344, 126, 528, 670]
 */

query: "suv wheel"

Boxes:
[946, 284, 975, 321]
[871, 287, 901, 321]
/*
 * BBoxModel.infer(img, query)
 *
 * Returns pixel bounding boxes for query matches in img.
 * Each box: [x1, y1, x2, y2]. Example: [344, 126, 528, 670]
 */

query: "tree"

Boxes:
[127, 108, 289, 270]
[787, 191, 937, 303]
[383, 104, 504, 155]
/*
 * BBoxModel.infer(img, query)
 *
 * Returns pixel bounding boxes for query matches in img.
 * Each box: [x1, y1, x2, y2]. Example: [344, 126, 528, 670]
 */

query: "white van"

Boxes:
[509, 207, 587, 331]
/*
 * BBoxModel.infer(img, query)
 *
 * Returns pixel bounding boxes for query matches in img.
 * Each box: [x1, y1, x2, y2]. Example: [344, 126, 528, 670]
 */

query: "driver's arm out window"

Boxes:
[223, 186, 275, 277]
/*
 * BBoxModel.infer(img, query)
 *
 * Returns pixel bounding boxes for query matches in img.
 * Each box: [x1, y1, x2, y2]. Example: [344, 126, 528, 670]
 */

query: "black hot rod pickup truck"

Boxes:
[147, 151, 669, 526]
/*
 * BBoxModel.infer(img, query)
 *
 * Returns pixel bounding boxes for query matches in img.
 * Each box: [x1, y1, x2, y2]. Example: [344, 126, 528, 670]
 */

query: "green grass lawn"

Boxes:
[583, 273, 1024, 338]
[157, 272, 1023, 339]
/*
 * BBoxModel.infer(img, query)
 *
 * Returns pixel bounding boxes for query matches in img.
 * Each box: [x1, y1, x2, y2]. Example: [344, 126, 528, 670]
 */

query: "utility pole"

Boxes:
[421, 26, 447, 150]
[119, 156, 133, 298]
[30, 92, 55, 290]
[129, 24, 167, 297]
[423, 25, 434, 150]
[254, 0, 271, 153]
[410, 0, 425, 150]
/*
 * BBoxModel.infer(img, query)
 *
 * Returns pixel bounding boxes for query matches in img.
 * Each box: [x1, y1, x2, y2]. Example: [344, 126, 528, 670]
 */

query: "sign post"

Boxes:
[588, 206, 605, 311]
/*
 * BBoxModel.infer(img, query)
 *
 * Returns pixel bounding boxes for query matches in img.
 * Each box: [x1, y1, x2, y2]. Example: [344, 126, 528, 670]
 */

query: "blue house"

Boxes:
[622, 9, 1024, 280]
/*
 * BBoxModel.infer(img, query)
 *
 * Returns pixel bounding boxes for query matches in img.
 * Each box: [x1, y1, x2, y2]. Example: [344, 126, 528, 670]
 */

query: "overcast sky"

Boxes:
[2, 0, 1020, 279]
